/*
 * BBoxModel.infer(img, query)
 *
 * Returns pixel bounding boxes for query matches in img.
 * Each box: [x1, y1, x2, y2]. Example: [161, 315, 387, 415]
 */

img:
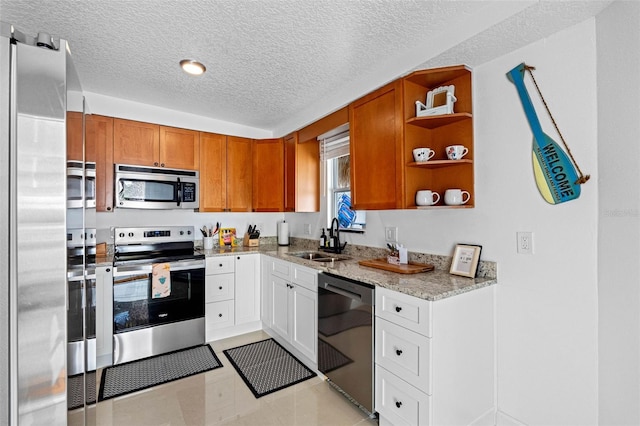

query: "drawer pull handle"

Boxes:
[219, 263, 223, 267]
[219, 286, 223, 290]
[395, 401, 402, 408]
[395, 306, 402, 312]
[218, 313, 222, 318]
[396, 349, 403, 356]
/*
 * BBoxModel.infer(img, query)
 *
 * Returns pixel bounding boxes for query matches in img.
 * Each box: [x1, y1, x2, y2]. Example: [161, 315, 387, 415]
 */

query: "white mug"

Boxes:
[444, 189, 470, 205]
[446, 145, 469, 160]
[415, 190, 440, 206]
[413, 147, 435, 162]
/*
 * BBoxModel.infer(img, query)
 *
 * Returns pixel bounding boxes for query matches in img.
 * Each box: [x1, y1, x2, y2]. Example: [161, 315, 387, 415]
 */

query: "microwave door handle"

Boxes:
[176, 177, 181, 207]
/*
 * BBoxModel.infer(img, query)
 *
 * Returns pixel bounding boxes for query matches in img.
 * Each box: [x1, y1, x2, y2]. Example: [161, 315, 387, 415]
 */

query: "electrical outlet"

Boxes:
[517, 232, 533, 254]
[385, 226, 398, 243]
[303, 223, 311, 235]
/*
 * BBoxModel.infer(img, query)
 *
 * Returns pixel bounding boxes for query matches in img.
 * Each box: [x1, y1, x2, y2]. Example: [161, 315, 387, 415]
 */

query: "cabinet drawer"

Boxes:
[292, 264, 318, 292]
[376, 287, 431, 337]
[206, 256, 235, 274]
[376, 317, 431, 395]
[206, 300, 234, 330]
[376, 365, 431, 426]
[205, 273, 234, 303]
[270, 258, 291, 280]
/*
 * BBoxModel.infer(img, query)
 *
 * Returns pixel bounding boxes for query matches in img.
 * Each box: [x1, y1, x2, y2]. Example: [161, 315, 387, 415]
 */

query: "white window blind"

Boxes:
[318, 123, 349, 161]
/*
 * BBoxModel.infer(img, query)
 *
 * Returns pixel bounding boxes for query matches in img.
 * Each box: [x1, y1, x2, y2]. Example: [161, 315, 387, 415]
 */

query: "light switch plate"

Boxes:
[385, 226, 398, 243]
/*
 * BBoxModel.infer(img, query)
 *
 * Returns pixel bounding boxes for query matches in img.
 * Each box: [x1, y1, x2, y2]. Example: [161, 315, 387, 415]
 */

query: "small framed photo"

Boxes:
[449, 244, 482, 278]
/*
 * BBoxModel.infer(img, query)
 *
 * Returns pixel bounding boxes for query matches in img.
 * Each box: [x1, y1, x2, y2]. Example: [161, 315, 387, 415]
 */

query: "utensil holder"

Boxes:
[203, 237, 214, 250]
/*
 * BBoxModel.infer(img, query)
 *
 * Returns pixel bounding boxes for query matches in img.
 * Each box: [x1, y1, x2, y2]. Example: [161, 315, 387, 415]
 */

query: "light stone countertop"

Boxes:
[199, 238, 497, 302]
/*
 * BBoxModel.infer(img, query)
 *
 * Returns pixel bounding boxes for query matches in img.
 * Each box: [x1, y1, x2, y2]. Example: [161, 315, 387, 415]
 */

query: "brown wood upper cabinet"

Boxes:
[284, 132, 320, 212]
[199, 133, 253, 212]
[349, 65, 474, 210]
[86, 115, 114, 212]
[113, 118, 199, 170]
[349, 80, 404, 210]
[252, 138, 284, 212]
[66, 111, 84, 161]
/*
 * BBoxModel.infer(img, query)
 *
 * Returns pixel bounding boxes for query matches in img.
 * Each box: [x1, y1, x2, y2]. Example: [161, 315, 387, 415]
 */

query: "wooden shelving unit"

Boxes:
[402, 65, 474, 208]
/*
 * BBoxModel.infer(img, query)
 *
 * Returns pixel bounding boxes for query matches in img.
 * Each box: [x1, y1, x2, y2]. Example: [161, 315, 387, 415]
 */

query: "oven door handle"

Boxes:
[113, 259, 205, 276]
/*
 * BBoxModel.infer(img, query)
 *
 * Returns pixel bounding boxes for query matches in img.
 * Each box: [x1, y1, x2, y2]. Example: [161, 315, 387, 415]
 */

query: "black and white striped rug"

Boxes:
[98, 345, 222, 401]
[223, 338, 316, 398]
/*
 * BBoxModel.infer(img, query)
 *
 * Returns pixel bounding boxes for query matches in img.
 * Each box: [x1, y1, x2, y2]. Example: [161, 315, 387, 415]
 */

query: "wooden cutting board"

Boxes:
[358, 258, 434, 274]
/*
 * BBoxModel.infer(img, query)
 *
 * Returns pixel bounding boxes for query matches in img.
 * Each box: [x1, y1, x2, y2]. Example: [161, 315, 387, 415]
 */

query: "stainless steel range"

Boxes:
[111, 226, 205, 364]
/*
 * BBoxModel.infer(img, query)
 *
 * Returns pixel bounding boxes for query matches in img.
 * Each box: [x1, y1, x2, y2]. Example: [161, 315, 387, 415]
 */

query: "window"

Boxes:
[320, 125, 366, 232]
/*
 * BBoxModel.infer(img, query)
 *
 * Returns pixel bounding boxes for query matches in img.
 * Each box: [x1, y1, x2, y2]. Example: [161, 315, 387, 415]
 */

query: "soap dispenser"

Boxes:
[320, 228, 326, 248]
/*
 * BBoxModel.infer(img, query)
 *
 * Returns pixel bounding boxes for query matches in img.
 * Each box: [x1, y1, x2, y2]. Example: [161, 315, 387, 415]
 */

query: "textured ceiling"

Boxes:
[0, 0, 613, 135]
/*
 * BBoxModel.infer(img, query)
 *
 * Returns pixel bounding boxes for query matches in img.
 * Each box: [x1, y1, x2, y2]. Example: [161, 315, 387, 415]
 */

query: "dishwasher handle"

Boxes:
[319, 273, 374, 306]
[324, 283, 363, 301]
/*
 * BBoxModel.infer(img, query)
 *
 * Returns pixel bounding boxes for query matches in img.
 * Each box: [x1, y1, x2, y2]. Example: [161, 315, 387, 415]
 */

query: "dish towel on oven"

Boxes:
[152, 263, 171, 298]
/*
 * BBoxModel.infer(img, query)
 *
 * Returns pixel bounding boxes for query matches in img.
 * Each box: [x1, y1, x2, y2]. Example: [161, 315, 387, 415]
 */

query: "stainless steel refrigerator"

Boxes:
[1, 22, 90, 425]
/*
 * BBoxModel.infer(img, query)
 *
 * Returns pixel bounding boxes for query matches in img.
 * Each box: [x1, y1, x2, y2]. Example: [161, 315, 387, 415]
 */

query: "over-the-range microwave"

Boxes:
[115, 164, 199, 210]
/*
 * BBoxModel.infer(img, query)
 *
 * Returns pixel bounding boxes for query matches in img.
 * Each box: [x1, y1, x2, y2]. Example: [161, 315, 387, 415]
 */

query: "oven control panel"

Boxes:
[114, 226, 194, 245]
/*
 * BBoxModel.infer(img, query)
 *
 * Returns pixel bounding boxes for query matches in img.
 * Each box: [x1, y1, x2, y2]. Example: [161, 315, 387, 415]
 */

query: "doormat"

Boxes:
[318, 339, 352, 373]
[68, 371, 96, 410]
[98, 344, 222, 401]
[223, 338, 316, 398]
[318, 309, 372, 337]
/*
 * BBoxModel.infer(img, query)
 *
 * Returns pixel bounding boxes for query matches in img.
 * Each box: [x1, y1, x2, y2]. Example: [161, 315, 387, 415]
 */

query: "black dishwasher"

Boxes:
[318, 272, 375, 414]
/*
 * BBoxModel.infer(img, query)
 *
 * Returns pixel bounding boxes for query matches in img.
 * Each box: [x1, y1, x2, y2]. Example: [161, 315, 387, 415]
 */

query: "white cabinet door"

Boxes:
[291, 284, 317, 363]
[261, 256, 272, 328]
[235, 254, 260, 325]
[271, 274, 290, 340]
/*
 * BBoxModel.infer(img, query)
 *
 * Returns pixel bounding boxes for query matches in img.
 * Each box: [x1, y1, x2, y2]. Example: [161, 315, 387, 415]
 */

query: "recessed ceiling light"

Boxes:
[180, 59, 206, 76]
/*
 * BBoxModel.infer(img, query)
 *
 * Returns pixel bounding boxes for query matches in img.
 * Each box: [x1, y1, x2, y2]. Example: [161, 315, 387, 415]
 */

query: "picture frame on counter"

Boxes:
[449, 244, 482, 278]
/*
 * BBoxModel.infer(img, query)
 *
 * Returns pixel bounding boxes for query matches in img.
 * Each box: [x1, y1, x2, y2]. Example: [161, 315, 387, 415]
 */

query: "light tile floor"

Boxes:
[89, 330, 378, 425]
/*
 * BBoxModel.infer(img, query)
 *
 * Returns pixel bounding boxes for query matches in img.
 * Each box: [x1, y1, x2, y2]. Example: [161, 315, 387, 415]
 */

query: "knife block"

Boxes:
[243, 232, 259, 247]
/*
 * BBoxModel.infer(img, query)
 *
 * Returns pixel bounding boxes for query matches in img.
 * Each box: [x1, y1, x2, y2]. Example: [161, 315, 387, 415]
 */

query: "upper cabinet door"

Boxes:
[284, 134, 296, 212]
[349, 80, 404, 210]
[113, 118, 159, 167]
[159, 126, 200, 170]
[66, 111, 84, 161]
[226, 136, 253, 212]
[199, 132, 227, 212]
[252, 138, 284, 212]
[86, 115, 114, 212]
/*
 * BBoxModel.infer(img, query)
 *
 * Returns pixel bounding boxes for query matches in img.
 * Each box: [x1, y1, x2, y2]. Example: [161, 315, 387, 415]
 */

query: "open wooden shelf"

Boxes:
[407, 159, 473, 169]
[406, 112, 472, 129]
[402, 66, 474, 208]
[414, 205, 474, 210]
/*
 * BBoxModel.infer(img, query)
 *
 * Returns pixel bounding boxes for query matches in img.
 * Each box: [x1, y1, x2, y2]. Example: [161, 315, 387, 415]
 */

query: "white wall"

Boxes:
[85, 92, 272, 139]
[289, 18, 601, 426]
[596, 1, 640, 424]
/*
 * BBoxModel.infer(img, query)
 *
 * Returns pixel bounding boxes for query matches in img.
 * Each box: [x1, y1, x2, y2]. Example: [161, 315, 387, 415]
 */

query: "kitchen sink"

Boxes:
[286, 251, 351, 262]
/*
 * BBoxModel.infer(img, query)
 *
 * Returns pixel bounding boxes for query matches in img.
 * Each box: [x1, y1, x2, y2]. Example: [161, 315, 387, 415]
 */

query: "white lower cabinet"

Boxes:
[291, 283, 317, 362]
[375, 286, 495, 426]
[262, 256, 318, 366]
[205, 254, 260, 341]
[376, 365, 431, 426]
